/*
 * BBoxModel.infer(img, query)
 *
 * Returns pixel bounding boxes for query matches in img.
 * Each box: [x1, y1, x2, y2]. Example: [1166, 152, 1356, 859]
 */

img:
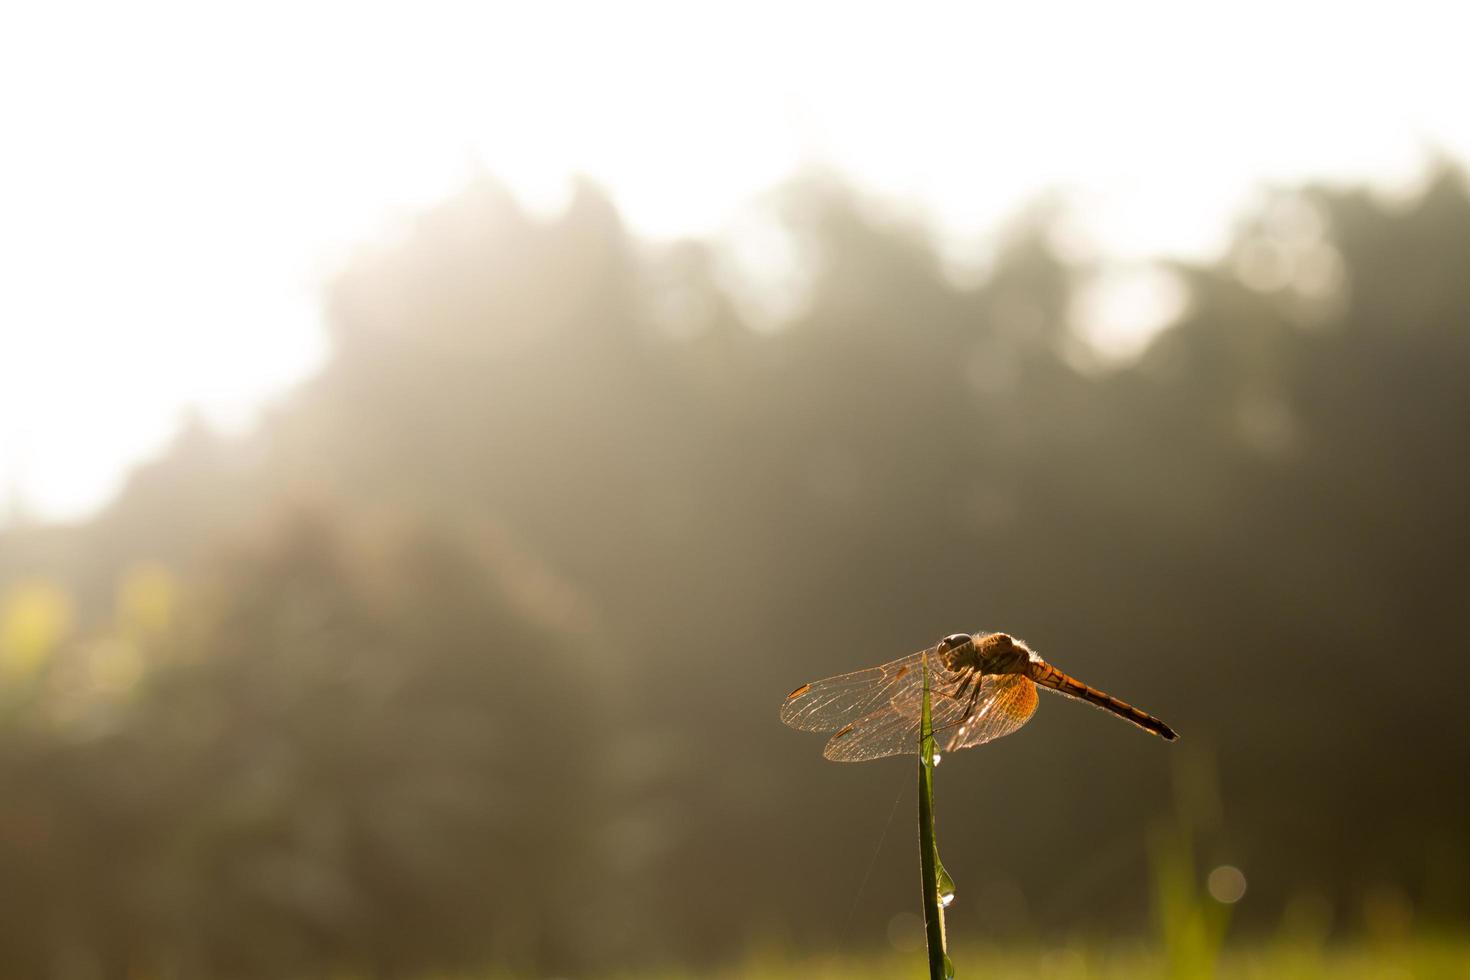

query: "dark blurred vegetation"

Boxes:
[1, 164, 1468, 978]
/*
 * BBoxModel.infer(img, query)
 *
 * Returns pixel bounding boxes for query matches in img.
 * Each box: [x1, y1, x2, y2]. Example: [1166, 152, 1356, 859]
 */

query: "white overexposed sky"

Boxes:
[2, 0, 1468, 522]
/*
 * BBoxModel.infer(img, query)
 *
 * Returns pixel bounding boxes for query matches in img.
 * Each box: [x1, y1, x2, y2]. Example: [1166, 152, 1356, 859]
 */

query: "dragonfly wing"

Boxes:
[944, 675, 1038, 751]
[823, 686, 973, 762]
[781, 646, 955, 733]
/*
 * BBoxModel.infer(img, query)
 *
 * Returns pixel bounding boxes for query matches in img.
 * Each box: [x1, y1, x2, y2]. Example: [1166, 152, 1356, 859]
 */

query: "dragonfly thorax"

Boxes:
[942, 631, 1035, 675]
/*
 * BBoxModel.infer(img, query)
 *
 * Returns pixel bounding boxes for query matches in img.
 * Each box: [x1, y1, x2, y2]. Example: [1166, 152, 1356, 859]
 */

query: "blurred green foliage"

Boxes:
[1, 165, 1469, 977]
[597, 937, 1470, 979]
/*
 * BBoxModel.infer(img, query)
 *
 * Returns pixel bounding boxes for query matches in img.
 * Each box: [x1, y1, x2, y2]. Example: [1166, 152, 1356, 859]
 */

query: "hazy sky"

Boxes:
[3, 1, 1467, 521]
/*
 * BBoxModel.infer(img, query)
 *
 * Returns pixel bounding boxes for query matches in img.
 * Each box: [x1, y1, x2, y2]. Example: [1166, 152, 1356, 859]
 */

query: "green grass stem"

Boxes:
[918, 653, 955, 979]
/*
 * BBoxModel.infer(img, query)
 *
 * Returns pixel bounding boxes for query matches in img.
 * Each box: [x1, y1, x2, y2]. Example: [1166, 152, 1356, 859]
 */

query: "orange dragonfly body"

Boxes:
[780, 632, 1177, 762]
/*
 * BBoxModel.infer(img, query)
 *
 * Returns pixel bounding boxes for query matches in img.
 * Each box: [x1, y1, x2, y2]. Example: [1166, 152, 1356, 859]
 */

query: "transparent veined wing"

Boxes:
[943, 674, 1038, 751]
[780, 645, 965, 733]
[822, 684, 973, 762]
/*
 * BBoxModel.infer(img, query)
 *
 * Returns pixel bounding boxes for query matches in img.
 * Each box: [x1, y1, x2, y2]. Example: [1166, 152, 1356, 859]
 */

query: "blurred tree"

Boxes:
[0, 505, 609, 978]
[1, 164, 1467, 974]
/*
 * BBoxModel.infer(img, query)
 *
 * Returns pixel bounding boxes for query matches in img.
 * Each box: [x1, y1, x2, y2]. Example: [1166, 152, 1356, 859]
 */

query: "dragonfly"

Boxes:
[780, 632, 1178, 762]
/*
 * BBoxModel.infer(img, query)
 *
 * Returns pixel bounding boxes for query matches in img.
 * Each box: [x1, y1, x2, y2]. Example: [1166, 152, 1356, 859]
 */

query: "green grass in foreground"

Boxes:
[556, 937, 1470, 980]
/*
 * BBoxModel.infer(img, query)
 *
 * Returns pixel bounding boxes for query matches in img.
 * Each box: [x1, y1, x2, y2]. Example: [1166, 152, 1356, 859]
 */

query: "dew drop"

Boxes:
[937, 865, 956, 908]
[931, 752, 943, 767]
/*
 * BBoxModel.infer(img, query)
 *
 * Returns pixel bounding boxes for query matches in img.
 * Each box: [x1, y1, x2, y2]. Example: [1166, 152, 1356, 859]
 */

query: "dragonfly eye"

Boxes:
[939, 633, 973, 652]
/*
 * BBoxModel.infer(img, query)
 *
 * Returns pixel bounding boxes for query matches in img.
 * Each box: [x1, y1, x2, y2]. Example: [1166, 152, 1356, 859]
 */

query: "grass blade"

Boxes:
[918, 652, 955, 979]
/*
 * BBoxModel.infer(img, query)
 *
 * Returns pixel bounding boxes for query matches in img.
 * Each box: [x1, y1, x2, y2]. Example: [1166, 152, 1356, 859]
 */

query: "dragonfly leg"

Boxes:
[927, 676, 989, 745]
[929, 716, 967, 737]
[924, 669, 982, 743]
[942, 671, 976, 703]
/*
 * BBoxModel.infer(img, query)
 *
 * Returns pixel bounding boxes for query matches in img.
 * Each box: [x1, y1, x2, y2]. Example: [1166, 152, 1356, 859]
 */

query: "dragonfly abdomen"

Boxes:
[1027, 663, 1178, 741]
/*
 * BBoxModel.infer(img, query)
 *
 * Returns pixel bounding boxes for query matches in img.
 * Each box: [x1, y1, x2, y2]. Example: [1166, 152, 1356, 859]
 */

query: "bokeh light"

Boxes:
[1208, 865, 1248, 904]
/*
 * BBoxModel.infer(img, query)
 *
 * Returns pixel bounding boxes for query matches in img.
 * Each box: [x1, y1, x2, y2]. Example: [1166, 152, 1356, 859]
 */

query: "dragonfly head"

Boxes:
[936, 632, 976, 668]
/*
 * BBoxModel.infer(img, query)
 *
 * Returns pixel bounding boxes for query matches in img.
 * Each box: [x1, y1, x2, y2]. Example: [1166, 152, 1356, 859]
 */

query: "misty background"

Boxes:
[2, 4, 1469, 979]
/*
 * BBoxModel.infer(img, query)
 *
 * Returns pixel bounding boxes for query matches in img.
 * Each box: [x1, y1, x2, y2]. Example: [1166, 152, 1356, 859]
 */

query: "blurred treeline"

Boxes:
[1, 166, 1468, 978]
